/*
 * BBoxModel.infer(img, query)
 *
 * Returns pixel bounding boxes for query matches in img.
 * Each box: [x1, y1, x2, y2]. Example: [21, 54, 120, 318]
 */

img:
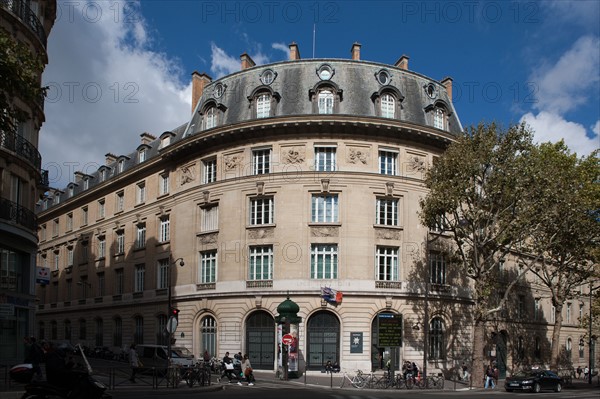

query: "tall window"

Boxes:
[248, 246, 273, 281]
[566, 338, 572, 361]
[116, 232, 125, 254]
[579, 338, 585, 358]
[201, 205, 218, 232]
[156, 315, 168, 345]
[117, 159, 125, 173]
[376, 198, 398, 226]
[433, 107, 445, 130]
[200, 251, 217, 283]
[379, 150, 397, 175]
[376, 246, 399, 281]
[534, 336, 541, 359]
[79, 319, 87, 340]
[157, 259, 169, 289]
[534, 298, 541, 320]
[97, 273, 105, 297]
[81, 242, 88, 263]
[54, 251, 60, 270]
[134, 264, 145, 292]
[312, 194, 338, 223]
[380, 94, 395, 118]
[135, 224, 146, 249]
[98, 199, 105, 219]
[318, 90, 334, 114]
[311, 244, 338, 279]
[159, 216, 170, 243]
[516, 336, 525, 360]
[204, 107, 217, 129]
[113, 317, 122, 347]
[429, 317, 444, 360]
[65, 320, 71, 340]
[250, 197, 274, 225]
[201, 316, 217, 359]
[256, 94, 271, 118]
[116, 191, 124, 212]
[95, 318, 103, 346]
[115, 269, 124, 295]
[53, 219, 59, 236]
[314, 147, 336, 172]
[203, 159, 216, 183]
[66, 213, 73, 231]
[51, 320, 57, 340]
[82, 206, 88, 226]
[252, 148, 271, 175]
[159, 173, 169, 196]
[138, 148, 147, 163]
[429, 252, 446, 285]
[517, 295, 526, 318]
[98, 237, 106, 259]
[566, 303, 572, 324]
[67, 248, 74, 267]
[134, 316, 144, 344]
[136, 182, 146, 204]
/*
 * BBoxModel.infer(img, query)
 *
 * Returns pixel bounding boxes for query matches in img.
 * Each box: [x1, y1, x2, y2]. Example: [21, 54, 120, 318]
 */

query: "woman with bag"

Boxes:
[243, 354, 255, 386]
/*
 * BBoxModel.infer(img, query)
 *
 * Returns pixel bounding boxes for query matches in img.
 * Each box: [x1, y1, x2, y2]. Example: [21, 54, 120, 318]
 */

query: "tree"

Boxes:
[525, 142, 600, 369]
[419, 122, 537, 387]
[0, 27, 45, 135]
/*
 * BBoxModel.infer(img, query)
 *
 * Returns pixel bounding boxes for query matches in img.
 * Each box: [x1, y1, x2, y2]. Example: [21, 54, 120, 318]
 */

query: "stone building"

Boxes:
[35, 42, 595, 376]
[0, 0, 56, 363]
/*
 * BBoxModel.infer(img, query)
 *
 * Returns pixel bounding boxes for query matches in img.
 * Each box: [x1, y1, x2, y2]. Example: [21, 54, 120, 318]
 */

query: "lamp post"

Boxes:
[589, 282, 598, 385]
[167, 257, 184, 369]
[423, 231, 430, 383]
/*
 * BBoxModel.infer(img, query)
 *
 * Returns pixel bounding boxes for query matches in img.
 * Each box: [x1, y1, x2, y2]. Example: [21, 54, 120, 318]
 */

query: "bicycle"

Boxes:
[339, 370, 366, 388]
[427, 374, 444, 389]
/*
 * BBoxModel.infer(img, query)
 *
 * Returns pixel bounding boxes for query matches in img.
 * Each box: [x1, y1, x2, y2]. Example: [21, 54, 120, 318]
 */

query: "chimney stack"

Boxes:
[191, 71, 212, 114]
[140, 132, 156, 145]
[289, 42, 301, 60]
[350, 42, 361, 60]
[395, 55, 409, 70]
[441, 77, 453, 102]
[240, 53, 256, 70]
[105, 153, 117, 165]
[74, 171, 85, 183]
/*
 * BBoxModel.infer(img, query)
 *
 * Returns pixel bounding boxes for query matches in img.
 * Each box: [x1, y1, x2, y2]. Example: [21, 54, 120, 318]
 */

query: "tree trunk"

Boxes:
[471, 319, 486, 388]
[550, 303, 564, 370]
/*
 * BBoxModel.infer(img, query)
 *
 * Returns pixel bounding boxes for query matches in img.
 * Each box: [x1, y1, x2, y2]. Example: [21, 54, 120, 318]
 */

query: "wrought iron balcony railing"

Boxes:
[0, 197, 37, 231]
[0, 0, 47, 47]
[0, 130, 42, 169]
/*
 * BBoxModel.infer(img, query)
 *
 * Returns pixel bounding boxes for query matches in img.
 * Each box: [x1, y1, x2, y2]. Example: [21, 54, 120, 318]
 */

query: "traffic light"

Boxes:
[170, 307, 180, 319]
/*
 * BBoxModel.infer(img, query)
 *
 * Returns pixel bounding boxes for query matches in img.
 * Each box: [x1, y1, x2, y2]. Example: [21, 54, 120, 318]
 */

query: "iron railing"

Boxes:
[0, 130, 42, 169]
[0, 0, 47, 47]
[0, 197, 37, 231]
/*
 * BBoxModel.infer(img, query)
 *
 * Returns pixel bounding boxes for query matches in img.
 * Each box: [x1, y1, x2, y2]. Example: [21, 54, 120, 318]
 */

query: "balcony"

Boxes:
[1, 130, 42, 169]
[0, 0, 47, 47]
[0, 197, 36, 231]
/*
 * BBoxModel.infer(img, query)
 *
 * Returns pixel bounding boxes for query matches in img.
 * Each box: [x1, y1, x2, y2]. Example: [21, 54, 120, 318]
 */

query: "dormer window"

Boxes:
[376, 70, 391, 85]
[381, 94, 395, 118]
[260, 69, 277, 85]
[425, 83, 438, 99]
[161, 136, 170, 148]
[138, 147, 147, 163]
[205, 107, 217, 129]
[310, 82, 342, 115]
[83, 178, 90, 190]
[248, 87, 280, 119]
[214, 83, 225, 98]
[256, 93, 271, 118]
[68, 185, 75, 198]
[318, 90, 334, 114]
[433, 108, 445, 130]
[99, 169, 106, 182]
[117, 159, 125, 173]
[372, 87, 403, 119]
[317, 64, 334, 81]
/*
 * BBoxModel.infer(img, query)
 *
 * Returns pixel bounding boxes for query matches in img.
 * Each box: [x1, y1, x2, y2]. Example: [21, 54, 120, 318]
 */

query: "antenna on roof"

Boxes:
[312, 23, 316, 58]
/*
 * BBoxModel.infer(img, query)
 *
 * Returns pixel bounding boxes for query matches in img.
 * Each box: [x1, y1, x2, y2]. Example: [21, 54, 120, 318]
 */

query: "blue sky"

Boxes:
[41, 1, 599, 188]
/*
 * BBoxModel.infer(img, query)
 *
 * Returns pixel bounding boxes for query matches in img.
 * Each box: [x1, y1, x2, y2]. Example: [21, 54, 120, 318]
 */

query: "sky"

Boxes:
[40, 0, 600, 188]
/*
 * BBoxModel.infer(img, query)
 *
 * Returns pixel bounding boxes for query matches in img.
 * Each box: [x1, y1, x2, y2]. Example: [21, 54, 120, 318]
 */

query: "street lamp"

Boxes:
[167, 257, 184, 369]
[589, 282, 599, 385]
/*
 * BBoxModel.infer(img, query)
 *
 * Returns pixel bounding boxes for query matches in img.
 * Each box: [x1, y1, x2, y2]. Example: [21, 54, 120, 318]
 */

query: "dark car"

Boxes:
[505, 370, 563, 393]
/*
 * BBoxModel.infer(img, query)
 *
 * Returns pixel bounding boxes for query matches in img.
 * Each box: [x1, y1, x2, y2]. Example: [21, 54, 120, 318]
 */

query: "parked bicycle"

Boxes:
[182, 362, 212, 387]
[339, 370, 366, 388]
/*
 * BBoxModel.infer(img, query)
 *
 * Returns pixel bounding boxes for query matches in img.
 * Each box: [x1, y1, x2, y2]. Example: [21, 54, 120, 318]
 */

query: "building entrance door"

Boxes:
[246, 311, 275, 369]
[306, 311, 339, 370]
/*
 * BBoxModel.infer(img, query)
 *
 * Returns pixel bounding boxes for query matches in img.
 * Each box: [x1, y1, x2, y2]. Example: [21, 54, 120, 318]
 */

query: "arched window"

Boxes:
[318, 90, 334, 114]
[256, 93, 271, 118]
[429, 317, 444, 360]
[113, 317, 122, 347]
[134, 316, 144, 344]
[566, 338, 572, 361]
[380, 94, 396, 118]
[156, 315, 168, 345]
[433, 107, 445, 130]
[201, 316, 217, 358]
[204, 107, 217, 129]
[516, 336, 525, 360]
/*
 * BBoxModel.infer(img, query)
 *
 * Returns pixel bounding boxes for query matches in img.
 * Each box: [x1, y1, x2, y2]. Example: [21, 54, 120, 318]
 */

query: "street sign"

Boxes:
[282, 334, 294, 345]
[166, 316, 178, 333]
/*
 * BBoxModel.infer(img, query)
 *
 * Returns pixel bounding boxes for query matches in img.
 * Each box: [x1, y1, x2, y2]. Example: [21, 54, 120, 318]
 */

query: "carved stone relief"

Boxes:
[179, 164, 195, 185]
[248, 228, 274, 239]
[311, 226, 339, 237]
[375, 228, 401, 240]
[407, 154, 426, 173]
[282, 147, 305, 164]
[199, 233, 218, 245]
[347, 147, 369, 164]
[224, 154, 244, 171]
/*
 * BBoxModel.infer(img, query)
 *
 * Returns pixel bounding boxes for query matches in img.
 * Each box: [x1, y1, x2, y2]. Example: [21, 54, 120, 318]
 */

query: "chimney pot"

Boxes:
[288, 42, 301, 60]
[240, 53, 256, 70]
[140, 132, 156, 145]
[395, 55, 409, 70]
[441, 76, 453, 102]
[105, 153, 117, 165]
[191, 71, 212, 114]
[351, 42, 361, 60]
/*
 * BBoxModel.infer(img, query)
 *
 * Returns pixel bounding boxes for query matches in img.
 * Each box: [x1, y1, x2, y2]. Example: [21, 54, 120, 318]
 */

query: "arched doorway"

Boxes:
[246, 311, 275, 369]
[371, 312, 401, 371]
[306, 311, 340, 370]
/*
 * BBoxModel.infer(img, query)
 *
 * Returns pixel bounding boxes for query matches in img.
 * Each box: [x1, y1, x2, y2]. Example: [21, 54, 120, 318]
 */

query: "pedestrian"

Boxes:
[243, 354, 254, 386]
[128, 343, 140, 382]
[461, 362, 470, 382]
[203, 350, 211, 362]
[577, 365, 582, 379]
[484, 365, 495, 389]
[219, 352, 235, 382]
[584, 366, 589, 380]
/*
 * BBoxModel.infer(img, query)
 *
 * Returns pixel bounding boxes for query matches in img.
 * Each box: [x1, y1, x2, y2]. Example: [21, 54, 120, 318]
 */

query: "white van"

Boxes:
[135, 345, 194, 369]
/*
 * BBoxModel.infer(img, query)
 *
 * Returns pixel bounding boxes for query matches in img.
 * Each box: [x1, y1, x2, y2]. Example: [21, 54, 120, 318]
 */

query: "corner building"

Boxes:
[36, 43, 471, 373]
[1, 0, 56, 363]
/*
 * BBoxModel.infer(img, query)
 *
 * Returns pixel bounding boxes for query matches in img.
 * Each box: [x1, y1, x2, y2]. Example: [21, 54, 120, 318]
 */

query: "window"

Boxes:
[566, 303, 572, 324]
[99, 168, 107, 182]
[201, 316, 217, 360]
[314, 147, 336, 172]
[68, 185, 74, 197]
[579, 338, 585, 358]
[156, 315, 168, 345]
[429, 252, 446, 285]
[51, 321, 57, 340]
[580, 303, 584, 324]
[201, 205, 218, 232]
[312, 194, 338, 223]
[98, 237, 106, 259]
[159, 173, 169, 196]
[136, 182, 146, 204]
[116, 191, 124, 212]
[318, 90, 334, 114]
[117, 159, 125, 173]
[67, 248, 73, 267]
[80, 277, 90, 298]
[433, 107, 446, 130]
[82, 206, 88, 226]
[200, 251, 217, 283]
[135, 224, 146, 249]
[53, 218, 59, 236]
[260, 69, 276, 85]
[250, 197, 274, 225]
[534, 298, 541, 320]
[551, 305, 556, 323]
[429, 317, 444, 360]
[95, 319, 103, 346]
[248, 246, 273, 281]
[81, 242, 88, 263]
[379, 150, 398, 175]
[157, 259, 169, 289]
[97, 273, 105, 297]
[516, 336, 525, 360]
[203, 159, 217, 183]
[79, 319, 87, 340]
[376, 198, 399, 226]
[376, 246, 399, 281]
[158, 216, 170, 243]
[116, 231, 125, 254]
[115, 269, 124, 295]
[517, 295, 525, 318]
[66, 213, 73, 231]
[64, 320, 71, 340]
[566, 338, 572, 361]
[311, 244, 338, 279]
[138, 148, 147, 163]
[134, 316, 143, 344]
[113, 317, 122, 347]
[204, 107, 217, 129]
[252, 148, 271, 175]
[98, 199, 105, 219]
[377, 70, 391, 85]
[380, 94, 396, 118]
[40, 224, 46, 241]
[83, 178, 90, 190]
[256, 94, 271, 118]
[134, 264, 145, 292]
[66, 279, 72, 301]
[54, 251, 60, 270]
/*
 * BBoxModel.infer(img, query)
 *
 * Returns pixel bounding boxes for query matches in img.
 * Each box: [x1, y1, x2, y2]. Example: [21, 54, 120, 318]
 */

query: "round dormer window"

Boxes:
[214, 83, 225, 98]
[425, 83, 437, 99]
[376, 70, 391, 85]
[260, 69, 277, 85]
[317, 64, 334, 80]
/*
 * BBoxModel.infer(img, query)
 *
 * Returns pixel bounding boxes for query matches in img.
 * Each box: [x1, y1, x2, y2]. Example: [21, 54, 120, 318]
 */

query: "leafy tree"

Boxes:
[0, 27, 45, 135]
[419, 122, 537, 387]
[524, 142, 599, 369]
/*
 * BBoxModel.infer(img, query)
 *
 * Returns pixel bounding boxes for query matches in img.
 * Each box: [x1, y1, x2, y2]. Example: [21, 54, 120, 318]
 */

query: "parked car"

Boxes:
[505, 370, 563, 393]
[135, 344, 194, 370]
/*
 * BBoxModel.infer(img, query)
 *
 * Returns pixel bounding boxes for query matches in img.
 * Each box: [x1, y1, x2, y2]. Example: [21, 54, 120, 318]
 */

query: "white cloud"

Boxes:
[210, 42, 241, 78]
[593, 120, 600, 136]
[41, 0, 191, 188]
[272, 42, 290, 59]
[520, 112, 599, 156]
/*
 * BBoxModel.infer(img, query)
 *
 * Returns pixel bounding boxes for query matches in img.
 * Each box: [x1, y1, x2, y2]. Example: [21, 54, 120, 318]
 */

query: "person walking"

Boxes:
[484, 365, 495, 389]
[461, 362, 470, 382]
[129, 344, 140, 382]
[219, 352, 235, 382]
[242, 354, 254, 386]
